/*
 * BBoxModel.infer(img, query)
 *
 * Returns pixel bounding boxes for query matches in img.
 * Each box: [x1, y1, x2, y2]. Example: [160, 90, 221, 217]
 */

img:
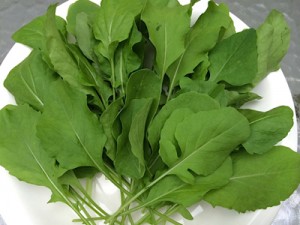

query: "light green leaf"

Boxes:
[141, 2, 190, 77]
[144, 157, 232, 207]
[254, 10, 290, 85]
[115, 98, 153, 179]
[66, 0, 99, 35]
[204, 146, 300, 212]
[4, 50, 57, 111]
[240, 106, 293, 154]
[0, 105, 66, 202]
[148, 92, 220, 151]
[163, 107, 250, 183]
[37, 80, 107, 172]
[167, 2, 232, 97]
[209, 29, 258, 86]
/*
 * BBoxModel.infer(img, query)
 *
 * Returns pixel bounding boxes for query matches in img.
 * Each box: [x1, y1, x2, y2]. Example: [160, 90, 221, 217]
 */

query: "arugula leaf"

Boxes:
[37, 79, 107, 172]
[148, 92, 220, 152]
[12, 15, 66, 50]
[115, 98, 153, 179]
[141, 2, 190, 77]
[254, 10, 290, 85]
[204, 146, 300, 212]
[66, 0, 99, 35]
[0, 105, 66, 201]
[240, 106, 293, 154]
[166, 2, 232, 99]
[208, 29, 258, 86]
[144, 157, 232, 207]
[4, 50, 57, 111]
[161, 107, 250, 183]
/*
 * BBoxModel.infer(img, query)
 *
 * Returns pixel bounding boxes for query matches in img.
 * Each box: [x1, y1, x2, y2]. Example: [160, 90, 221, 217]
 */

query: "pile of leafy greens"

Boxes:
[0, 0, 299, 224]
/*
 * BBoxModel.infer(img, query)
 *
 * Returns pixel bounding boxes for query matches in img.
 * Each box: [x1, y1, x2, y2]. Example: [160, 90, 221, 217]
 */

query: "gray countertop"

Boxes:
[0, 0, 299, 225]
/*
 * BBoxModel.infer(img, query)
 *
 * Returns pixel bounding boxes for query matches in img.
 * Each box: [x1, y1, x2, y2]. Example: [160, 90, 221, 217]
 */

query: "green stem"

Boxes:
[110, 57, 116, 101]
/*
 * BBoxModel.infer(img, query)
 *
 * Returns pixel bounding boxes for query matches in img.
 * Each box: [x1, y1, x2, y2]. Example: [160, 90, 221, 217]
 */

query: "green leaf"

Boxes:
[100, 98, 124, 161]
[240, 106, 293, 154]
[144, 157, 232, 207]
[0, 104, 66, 202]
[75, 12, 98, 61]
[167, 2, 232, 97]
[162, 107, 250, 183]
[141, 2, 190, 77]
[93, 0, 143, 58]
[37, 80, 107, 172]
[12, 14, 66, 50]
[4, 50, 57, 111]
[115, 98, 153, 179]
[254, 10, 290, 84]
[225, 90, 261, 108]
[148, 92, 220, 152]
[209, 29, 258, 86]
[66, 0, 99, 35]
[204, 146, 300, 212]
[114, 23, 143, 94]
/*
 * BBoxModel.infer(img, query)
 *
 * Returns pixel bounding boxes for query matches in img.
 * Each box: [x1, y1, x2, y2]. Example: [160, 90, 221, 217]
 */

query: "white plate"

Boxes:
[0, 0, 297, 225]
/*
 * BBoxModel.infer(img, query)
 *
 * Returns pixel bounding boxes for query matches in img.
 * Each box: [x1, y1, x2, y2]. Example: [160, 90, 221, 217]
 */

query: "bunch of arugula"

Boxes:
[0, 0, 300, 224]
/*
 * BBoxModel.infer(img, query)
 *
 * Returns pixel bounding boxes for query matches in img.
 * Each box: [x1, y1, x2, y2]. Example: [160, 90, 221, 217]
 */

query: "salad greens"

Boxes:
[0, 0, 299, 224]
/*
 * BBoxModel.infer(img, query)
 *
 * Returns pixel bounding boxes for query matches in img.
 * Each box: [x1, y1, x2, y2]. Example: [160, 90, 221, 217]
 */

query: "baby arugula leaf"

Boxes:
[100, 98, 124, 161]
[115, 98, 153, 179]
[162, 107, 250, 183]
[4, 50, 57, 111]
[12, 15, 66, 51]
[144, 157, 232, 208]
[208, 29, 258, 86]
[114, 69, 161, 179]
[66, 0, 99, 36]
[0, 105, 93, 224]
[240, 106, 293, 154]
[36, 79, 107, 173]
[45, 5, 108, 110]
[114, 23, 143, 97]
[204, 146, 300, 212]
[254, 10, 291, 85]
[141, 2, 190, 78]
[166, 2, 233, 100]
[148, 92, 220, 152]
[0, 104, 65, 200]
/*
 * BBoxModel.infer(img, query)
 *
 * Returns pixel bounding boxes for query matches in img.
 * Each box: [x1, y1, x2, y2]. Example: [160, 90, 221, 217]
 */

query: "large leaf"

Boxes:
[240, 106, 293, 154]
[161, 107, 250, 183]
[4, 50, 57, 111]
[204, 146, 300, 212]
[208, 29, 258, 86]
[0, 105, 66, 202]
[148, 92, 220, 151]
[144, 157, 232, 207]
[254, 10, 290, 84]
[141, 2, 190, 77]
[167, 2, 232, 97]
[37, 80, 107, 172]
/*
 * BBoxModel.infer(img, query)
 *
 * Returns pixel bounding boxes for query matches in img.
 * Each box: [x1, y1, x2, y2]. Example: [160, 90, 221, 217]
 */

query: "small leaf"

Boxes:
[204, 146, 300, 212]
